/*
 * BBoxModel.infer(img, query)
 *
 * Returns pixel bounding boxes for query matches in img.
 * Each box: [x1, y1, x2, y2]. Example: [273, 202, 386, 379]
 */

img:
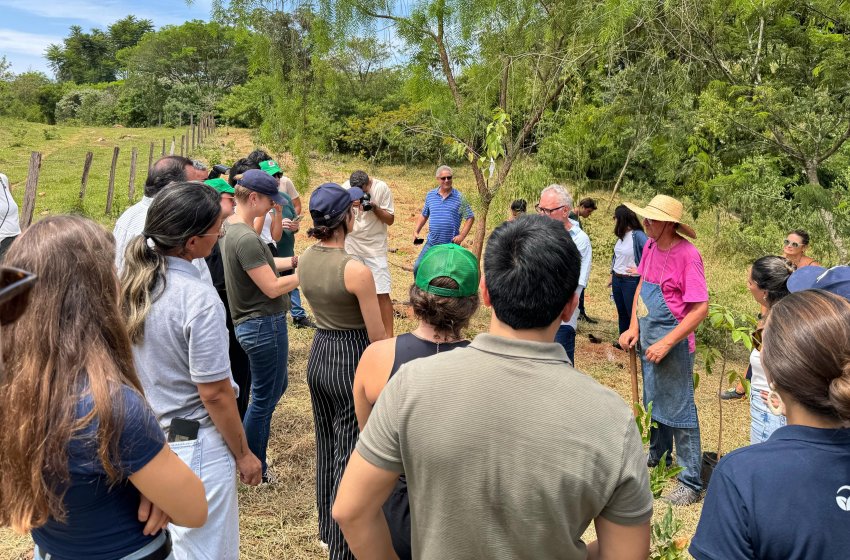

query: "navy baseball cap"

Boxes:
[237, 169, 286, 205]
[787, 265, 850, 301]
[309, 183, 363, 226]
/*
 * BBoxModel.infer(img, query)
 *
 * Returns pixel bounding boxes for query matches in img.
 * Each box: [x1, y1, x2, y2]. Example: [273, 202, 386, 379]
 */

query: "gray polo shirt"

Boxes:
[132, 257, 235, 431]
[357, 332, 653, 560]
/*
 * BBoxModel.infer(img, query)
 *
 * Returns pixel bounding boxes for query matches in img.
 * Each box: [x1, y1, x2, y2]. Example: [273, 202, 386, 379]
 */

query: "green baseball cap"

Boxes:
[259, 159, 282, 176]
[204, 178, 235, 195]
[415, 244, 480, 297]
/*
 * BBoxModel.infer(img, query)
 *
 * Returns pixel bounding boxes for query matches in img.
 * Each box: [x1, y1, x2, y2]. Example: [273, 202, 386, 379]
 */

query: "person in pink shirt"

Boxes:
[619, 195, 709, 506]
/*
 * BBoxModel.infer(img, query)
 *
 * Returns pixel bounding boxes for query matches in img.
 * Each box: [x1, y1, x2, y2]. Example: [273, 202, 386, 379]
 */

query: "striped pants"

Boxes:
[307, 328, 370, 560]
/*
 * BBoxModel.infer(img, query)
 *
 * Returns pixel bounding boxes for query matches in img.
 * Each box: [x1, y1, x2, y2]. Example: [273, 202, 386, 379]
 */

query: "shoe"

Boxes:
[293, 316, 316, 329]
[647, 456, 672, 468]
[720, 388, 745, 400]
[261, 470, 278, 485]
[579, 313, 598, 324]
[663, 483, 702, 506]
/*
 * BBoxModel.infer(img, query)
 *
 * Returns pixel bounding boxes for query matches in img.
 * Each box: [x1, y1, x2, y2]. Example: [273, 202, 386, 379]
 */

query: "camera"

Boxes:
[207, 164, 231, 180]
[360, 193, 373, 211]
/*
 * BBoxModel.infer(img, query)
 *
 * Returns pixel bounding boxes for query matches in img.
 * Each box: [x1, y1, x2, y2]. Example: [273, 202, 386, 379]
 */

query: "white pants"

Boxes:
[168, 426, 239, 559]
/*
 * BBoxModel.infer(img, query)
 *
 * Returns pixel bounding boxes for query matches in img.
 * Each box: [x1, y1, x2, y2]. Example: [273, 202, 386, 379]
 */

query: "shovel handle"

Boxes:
[629, 347, 639, 415]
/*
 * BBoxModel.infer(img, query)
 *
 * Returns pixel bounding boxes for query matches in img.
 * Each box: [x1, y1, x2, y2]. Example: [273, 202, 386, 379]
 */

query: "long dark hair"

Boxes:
[120, 182, 222, 343]
[614, 205, 643, 240]
[0, 216, 144, 531]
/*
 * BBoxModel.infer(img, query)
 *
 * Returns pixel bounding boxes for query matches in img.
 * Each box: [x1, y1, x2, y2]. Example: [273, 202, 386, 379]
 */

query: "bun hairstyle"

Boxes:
[762, 289, 850, 422]
[408, 277, 479, 339]
[788, 228, 811, 246]
[751, 256, 795, 308]
[306, 212, 349, 240]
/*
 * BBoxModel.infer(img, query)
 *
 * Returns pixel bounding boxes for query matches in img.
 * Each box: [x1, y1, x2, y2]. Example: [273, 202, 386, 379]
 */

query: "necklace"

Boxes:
[410, 329, 463, 354]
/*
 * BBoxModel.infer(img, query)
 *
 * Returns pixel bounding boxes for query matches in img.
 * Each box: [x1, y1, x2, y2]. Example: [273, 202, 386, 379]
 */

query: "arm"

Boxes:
[412, 213, 428, 243]
[251, 216, 264, 237]
[273, 256, 296, 271]
[129, 445, 208, 528]
[246, 264, 299, 299]
[345, 260, 387, 342]
[453, 216, 475, 244]
[198, 379, 262, 485]
[353, 340, 394, 430]
[291, 196, 302, 216]
[644, 301, 709, 363]
[372, 205, 395, 226]
[586, 517, 650, 560]
[332, 451, 401, 560]
[268, 206, 283, 242]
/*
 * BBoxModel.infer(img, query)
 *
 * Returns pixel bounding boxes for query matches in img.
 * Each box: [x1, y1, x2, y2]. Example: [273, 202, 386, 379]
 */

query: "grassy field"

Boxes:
[0, 121, 758, 559]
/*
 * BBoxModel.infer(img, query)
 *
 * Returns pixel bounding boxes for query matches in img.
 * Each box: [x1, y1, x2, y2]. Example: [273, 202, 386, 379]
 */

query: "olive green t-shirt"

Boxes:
[357, 333, 653, 559]
[298, 244, 366, 330]
[220, 221, 288, 324]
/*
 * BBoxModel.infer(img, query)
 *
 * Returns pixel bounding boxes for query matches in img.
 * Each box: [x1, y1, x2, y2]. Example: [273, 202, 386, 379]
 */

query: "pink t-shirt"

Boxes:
[637, 237, 708, 352]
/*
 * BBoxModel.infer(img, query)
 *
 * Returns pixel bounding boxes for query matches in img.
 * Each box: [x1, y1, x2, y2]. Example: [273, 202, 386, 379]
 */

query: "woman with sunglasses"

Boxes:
[691, 289, 850, 559]
[0, 215, 206, 560]
[220, 169, 299, 484]
[299, 183, 386, 559]
[782, 229, 820, 268]
[121, 182, 262, 558]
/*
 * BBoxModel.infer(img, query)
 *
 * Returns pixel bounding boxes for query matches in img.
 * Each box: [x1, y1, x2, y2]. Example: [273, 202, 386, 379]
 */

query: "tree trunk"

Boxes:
[804, 161, 848, 262]
[471, 195, 492, 264]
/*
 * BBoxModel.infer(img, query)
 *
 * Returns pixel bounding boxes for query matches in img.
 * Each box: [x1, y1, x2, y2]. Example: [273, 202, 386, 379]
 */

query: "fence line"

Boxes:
[18, 114, 218, 224]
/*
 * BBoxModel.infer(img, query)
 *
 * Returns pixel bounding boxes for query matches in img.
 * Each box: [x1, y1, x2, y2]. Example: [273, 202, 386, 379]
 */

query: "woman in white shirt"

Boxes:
[0, 173, 22, 261]
[610, 205, 648, 341]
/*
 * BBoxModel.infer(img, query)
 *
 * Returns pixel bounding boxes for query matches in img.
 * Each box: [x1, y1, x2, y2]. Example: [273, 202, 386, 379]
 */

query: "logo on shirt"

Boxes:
[837, 486, 850, 511]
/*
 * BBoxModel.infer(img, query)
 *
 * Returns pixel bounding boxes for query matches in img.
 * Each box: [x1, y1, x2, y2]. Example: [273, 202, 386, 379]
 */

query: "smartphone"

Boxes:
[293, 214, 304, 222]
[167, 417, 200, 442]
[413, 237, 425, 245]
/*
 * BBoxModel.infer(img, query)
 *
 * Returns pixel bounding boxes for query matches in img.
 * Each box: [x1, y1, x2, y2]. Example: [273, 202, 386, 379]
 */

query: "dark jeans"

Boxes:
[649, 422, 703, 492]
[578, 290, 586, 316]
[235, 312, 289, 474]
[612, 275, 640, 334]
[554, 324, 576, 366]
[0, 235, 17, 262]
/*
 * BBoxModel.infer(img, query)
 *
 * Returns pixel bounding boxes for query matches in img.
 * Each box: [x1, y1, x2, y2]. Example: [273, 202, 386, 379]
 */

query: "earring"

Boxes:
[767, 383, 785, 416]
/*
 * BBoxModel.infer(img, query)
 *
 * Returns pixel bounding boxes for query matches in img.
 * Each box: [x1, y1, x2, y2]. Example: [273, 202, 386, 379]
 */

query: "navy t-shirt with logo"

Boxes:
[691, 425, 850, 560]
[31, 385, 166, 560]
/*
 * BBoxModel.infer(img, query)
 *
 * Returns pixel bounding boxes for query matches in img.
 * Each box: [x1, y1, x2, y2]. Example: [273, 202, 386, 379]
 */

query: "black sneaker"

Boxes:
[293, 316, 316, 329]
[720, 388, 745, 400]
[579, 312, 598, 324]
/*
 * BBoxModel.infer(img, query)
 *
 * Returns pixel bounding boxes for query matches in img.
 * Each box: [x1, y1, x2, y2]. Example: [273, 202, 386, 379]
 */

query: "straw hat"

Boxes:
[623, 194, 696, 239]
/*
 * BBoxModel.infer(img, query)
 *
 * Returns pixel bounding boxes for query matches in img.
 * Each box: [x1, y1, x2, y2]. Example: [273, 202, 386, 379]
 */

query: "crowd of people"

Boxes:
[0, 152, 848, 560]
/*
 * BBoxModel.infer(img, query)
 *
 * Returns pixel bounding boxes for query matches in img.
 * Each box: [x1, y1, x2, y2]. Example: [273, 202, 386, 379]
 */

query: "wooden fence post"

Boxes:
[128, 148, 138, 203]
[190, 115, 195, 151]
[170, 136, 176, 155]
[161, 139, 166, 157]
[79, 151, 93, 201]
[180, 135, 185, 156]
[21, 151, 41, 229]
[148, 142, 155, 172]
[105, 146, 119, 215]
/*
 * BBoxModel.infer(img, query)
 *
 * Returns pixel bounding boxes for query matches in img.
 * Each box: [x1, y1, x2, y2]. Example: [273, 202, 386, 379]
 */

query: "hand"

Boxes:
[138, 495, 170, 536]
[237, 452, 263, 486]
[412, 233, 421, 244]
[626, 266, 638, 274]
[607, 278, 613, 288]
[281, 218, 299, 232]
[452, 235, 463, 244]
[272, 203, 282, 214]
[644, 339, 673, 364]
[618, 328, 638, 350]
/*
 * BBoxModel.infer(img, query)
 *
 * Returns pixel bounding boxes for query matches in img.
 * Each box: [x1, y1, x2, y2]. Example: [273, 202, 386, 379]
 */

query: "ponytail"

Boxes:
[120, 235, 168, 344]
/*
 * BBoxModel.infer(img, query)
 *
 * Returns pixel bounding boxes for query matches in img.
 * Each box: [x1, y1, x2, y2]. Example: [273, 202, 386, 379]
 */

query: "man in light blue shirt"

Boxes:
[412, 165, 475, 274]
[537, 184, 592, 366]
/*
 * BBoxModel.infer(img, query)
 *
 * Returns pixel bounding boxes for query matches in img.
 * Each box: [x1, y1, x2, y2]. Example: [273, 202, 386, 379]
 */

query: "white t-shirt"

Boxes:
[613, 231, 637, 275]
[342, 178, 394, 258]
[259, 175, 299, 244]
[750, 348, 768, 395]
[0, 173, 22, 240]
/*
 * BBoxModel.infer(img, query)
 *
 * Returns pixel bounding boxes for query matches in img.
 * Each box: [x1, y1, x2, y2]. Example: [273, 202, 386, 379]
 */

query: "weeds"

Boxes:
[650, 504, 689, 560]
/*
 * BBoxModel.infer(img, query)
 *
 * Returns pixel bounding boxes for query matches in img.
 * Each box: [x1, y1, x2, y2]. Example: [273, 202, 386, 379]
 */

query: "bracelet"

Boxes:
[291, 255, 298, 269]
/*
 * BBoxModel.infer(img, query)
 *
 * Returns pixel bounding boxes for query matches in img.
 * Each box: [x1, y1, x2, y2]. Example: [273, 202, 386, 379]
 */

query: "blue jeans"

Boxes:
[289, 288, 306, 319]
[412, 240, 434, 277]
[649, 422, 703, 492]
[611, 275, 640, 334]
[235, 312, 289, 474]
[750, 389, 786, 444]
[554, 324, 576, 366]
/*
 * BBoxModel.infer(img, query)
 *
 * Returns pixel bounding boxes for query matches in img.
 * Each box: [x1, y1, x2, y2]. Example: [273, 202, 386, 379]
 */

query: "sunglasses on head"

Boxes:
[783, 239, 802, 248]
[0, 266, 37, 326]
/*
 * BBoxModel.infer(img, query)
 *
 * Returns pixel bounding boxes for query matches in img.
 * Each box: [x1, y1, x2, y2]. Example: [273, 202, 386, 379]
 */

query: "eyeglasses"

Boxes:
[438, 176, 453, 181]
[535, 204, 566, 216]
[783, 239, 802, 248]
[198, 228, 225, 239]
[0, 266, 37, 325]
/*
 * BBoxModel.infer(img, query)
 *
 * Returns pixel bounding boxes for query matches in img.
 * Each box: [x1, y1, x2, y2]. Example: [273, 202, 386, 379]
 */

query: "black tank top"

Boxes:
[389, 333, 470, 378]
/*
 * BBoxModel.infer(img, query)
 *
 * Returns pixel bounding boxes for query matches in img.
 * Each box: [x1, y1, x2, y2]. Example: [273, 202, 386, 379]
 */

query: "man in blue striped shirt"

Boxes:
[412, 165, 475, 274]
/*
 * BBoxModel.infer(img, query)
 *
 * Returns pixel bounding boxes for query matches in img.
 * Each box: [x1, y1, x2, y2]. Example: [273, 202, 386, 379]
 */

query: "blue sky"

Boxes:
[0, 0, 213, 75]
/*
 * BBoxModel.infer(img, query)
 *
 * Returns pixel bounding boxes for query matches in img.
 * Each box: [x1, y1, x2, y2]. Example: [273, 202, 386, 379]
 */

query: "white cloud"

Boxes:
[0, 28, 61, 57]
